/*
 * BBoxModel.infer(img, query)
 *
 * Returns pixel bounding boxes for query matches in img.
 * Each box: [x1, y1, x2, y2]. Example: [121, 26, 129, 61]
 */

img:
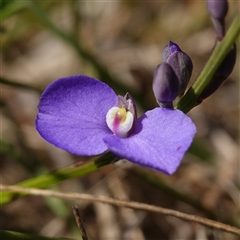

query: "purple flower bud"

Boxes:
[153, 63, 180, 108]
[207, 0, 228, 20]
[207, 0, 228, 40]
[198, 43, 236, 102]
[162, 41, 193, 95]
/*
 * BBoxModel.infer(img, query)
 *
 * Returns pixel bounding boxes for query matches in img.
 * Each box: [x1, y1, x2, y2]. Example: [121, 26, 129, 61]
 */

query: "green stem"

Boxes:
[0, 152, 115, 205]
[177, 12, 240, 113]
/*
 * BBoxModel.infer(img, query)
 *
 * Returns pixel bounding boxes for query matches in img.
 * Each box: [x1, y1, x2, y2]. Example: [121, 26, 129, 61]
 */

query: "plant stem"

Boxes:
[0, 152, 116, 205]
[177, 12, 240, 113]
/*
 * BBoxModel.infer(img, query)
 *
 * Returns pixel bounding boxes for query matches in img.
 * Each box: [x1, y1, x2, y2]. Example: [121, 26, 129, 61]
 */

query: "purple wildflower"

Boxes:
[36, 75, 196, 174]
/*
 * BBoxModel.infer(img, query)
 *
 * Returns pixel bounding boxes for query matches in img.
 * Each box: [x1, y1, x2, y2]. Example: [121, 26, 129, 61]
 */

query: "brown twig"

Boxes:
[72, 205, 89, 240]
[1, 184, 240, 236]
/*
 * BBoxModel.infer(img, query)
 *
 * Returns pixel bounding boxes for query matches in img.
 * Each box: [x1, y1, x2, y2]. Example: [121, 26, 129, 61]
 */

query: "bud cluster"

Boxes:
[152, 1, 236, 109]
[152, 41, 193, 109]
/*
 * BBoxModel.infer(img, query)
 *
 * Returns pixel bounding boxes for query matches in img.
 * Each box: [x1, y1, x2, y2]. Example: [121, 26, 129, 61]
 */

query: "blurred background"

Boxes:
[1, 0, 239, 239]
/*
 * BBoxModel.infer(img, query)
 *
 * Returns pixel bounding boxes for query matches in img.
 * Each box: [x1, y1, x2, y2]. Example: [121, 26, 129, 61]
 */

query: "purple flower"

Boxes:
[36, 75, 196, 174]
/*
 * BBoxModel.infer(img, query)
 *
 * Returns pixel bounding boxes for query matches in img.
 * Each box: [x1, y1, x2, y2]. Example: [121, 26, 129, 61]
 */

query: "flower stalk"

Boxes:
[176, 12, 240, 113]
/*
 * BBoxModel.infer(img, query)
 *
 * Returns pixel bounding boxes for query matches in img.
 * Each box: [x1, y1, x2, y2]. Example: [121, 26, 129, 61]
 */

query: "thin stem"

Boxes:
[132, 168, 236, 225]
[1, 184, 240, 236]
[0, 152, 116, 205]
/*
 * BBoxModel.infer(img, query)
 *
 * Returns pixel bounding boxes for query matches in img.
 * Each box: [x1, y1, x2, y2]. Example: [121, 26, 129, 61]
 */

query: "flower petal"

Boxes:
[36, 75, 117, 155]
[104, 108, 196, 174]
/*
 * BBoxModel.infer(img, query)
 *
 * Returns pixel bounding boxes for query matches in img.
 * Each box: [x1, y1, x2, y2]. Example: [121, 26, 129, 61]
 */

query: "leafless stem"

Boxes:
[1, 184, 239, 236]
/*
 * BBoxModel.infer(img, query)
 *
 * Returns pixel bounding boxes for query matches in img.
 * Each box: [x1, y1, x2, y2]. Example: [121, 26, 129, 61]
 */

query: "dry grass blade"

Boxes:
[1, 184, 240, 236]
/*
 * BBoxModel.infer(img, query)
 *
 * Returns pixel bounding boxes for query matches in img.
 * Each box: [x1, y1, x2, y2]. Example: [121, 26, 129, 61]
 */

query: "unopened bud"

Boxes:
[162, 41, 193, 95]
[198, 43, 236, 102]
[153, 63, 180, 108]
[207, 0, 228, 40]
[207, 0, 228, 20]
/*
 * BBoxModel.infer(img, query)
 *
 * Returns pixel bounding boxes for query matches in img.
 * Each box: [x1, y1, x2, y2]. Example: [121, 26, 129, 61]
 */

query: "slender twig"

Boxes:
[72, 205, 89, 240]
[132, 168, 236, 225]
[1, 184, 239, 236]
